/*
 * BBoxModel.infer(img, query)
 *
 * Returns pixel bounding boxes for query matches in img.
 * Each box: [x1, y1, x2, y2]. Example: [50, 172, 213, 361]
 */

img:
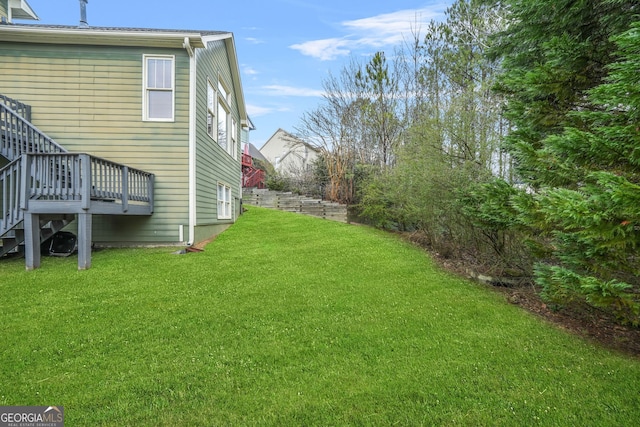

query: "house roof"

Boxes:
[261, 128, 320, 153]
[0, 23, 229, 48]
[201, 32, 249, 129]
[0, 22, 249, 128]
[245, 143, 269, 164]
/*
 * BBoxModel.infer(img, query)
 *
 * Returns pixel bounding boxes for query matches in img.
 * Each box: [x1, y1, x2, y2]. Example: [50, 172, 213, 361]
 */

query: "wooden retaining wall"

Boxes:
[242, 188, 348, 223]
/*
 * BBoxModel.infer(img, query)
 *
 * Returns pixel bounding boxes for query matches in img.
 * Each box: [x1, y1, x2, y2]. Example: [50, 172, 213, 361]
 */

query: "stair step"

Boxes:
[0, 216, 72, 259]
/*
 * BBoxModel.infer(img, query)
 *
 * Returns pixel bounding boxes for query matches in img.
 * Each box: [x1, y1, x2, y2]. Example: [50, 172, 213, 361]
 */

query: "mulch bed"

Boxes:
[401, 231, 640, 358]
[431, 252, 640, 358]
[493, 284, 640, 357]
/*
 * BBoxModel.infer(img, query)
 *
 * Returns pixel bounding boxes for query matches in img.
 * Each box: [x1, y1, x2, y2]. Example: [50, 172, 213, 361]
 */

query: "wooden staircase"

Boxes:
[0, 94, 155, 269]
[0, 216, 74, 258]
[241, 152, 265, 189]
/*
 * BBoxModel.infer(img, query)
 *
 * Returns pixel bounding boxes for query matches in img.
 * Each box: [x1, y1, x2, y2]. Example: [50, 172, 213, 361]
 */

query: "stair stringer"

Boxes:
[0, 215, 73, 258]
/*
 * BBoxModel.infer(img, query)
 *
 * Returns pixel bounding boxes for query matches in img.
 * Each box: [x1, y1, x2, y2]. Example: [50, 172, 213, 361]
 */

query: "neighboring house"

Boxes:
[0, 1, 249, 269]
[259, 129, 319, 176]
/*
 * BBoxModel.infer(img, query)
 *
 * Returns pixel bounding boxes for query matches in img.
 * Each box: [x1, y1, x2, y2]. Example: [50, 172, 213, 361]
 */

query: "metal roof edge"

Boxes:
[0, 24, 219, 48]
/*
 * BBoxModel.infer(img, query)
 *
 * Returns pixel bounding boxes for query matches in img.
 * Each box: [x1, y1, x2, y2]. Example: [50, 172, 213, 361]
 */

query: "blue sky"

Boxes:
[24, 0, 450, 147]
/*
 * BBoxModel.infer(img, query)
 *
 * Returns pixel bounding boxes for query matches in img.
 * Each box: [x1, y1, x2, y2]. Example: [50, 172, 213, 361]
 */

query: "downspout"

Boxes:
[184, 37, 196, 245]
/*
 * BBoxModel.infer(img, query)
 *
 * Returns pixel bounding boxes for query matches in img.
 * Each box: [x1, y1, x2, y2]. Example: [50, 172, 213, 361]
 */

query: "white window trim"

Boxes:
[206, 78, 217, 139]
[142, 54, 175, 122]
[217, 76, 239, 159]
[205, 75, 238, 159]
[231, 117, 238, 160]
[217, 99, 229, 152]
[218, 78, 231, 106]
[217, 182, 232, 220]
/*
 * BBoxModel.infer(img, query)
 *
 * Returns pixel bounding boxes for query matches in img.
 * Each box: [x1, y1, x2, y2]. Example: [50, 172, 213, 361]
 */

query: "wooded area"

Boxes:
[292, 0, 639, 326]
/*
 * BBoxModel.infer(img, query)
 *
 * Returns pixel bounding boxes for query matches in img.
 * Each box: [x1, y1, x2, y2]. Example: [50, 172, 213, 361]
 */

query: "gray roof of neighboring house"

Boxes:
[246, 143, 269, 164]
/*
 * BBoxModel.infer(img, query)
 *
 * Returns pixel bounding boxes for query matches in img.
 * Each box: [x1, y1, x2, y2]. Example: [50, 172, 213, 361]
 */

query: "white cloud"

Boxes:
[262, 85, 324, 97]
[246, 102, 294, 117]
[290, 6, 445, 61]
[245, 37, 265, 44]
[243, 66, 259, 76]
[246, 104, 274, 117]
[290, 38, 352, 61]
[342, 8, 439, 36]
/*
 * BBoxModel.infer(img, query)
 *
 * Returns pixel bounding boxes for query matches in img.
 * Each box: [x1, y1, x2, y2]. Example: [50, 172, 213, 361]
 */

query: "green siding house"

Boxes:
[0, 1, 249, 269]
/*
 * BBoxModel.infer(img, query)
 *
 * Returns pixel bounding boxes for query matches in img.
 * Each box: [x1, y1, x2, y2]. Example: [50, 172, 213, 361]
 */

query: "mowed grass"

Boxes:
[1, 206, 639, 426]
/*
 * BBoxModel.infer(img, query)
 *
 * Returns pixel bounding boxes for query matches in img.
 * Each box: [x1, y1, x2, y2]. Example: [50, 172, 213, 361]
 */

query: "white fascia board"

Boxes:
[201, 32, 232, 43]
[0, 26, 206, 48]
[9, 0, 39, 21]
[202, 32, 248, 126]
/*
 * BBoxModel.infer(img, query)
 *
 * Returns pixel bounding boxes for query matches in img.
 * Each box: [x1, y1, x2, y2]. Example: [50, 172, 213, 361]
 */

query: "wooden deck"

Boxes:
[241, 153, 265, 189]
[1, 94, 154, 270]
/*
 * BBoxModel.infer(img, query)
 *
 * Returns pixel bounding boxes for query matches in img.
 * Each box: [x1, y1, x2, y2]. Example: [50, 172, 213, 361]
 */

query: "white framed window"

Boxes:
[217, 183, 232, 219]
[216, 77, 238, 158]
[231, 117, 238, 159]
[143, 55, 175, 121]
[218, 101, 228, 151]
[218, 80, 230, 105]
[207, 80, 216, 138]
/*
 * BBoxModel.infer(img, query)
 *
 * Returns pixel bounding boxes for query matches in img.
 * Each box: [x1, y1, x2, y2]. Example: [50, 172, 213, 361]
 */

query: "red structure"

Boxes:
[241, 145, 266, 189]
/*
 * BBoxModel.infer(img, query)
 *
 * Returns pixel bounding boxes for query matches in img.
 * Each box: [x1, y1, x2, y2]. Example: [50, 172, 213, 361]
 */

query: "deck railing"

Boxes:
[22, 153, 154, 212]
[241, 153, 253, 167]
[0, 157, 24, 237]
[243, 167, 265, 189]
[241, 154, 266, 189]
[89, 155, 155, 211]
[1, 152, 154, 236]
[0, 94, 31, 121]
[0, 101, 66, 161]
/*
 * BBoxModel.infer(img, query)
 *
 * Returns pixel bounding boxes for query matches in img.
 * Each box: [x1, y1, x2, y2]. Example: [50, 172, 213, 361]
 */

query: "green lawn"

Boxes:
[1, 206, 639, 426]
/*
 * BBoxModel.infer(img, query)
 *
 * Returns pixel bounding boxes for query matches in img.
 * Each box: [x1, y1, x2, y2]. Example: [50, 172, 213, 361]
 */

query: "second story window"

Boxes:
[231, 118, 238, 159]
[218, 80, 230, 105]
[207, 80, 216, 138]
[218, 101, 228, 151]
[143, 55, 174, 121]
[207, 76, 237, 158]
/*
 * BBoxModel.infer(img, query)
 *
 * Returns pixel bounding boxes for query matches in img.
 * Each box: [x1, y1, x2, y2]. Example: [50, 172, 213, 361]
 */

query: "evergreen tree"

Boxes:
[532, 23, 640, 325]
[487, 0, 640, 324]
[487, 0, 637, 186]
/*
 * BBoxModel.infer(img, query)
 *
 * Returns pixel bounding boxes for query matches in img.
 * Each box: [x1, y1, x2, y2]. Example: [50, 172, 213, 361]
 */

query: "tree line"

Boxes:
[289, 0, 639, 326]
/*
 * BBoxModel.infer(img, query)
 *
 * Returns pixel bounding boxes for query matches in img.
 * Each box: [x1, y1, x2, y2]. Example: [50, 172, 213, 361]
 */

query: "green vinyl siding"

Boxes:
[193, 39, 242, 236]
[0, 42, 191, 244]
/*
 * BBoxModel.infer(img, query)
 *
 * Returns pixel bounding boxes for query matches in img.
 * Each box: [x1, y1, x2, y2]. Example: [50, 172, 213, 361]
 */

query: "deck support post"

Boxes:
[24, 212, 40, 271]
[77, 212, 92, 270]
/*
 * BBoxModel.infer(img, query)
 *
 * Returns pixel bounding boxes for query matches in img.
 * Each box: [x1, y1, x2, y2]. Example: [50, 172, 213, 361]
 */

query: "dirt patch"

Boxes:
[189, 236, 218, 251]
[492, 284, 640, 358]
